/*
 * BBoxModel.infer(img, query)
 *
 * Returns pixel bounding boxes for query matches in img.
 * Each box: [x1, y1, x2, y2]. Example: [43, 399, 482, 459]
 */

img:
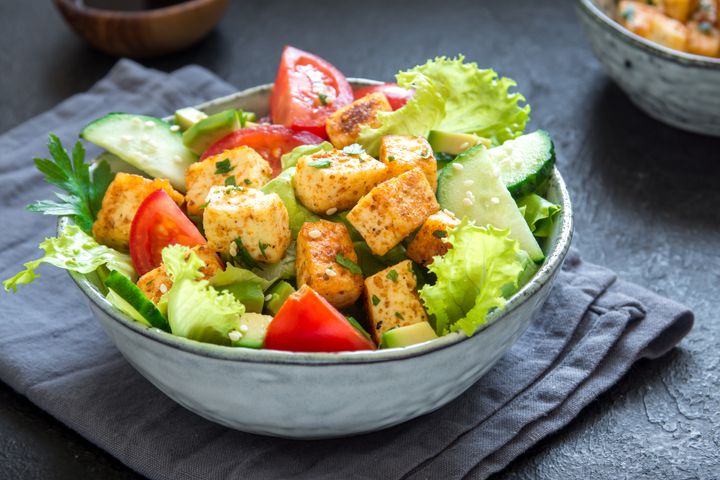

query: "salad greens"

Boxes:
[3, 224, 135, 292]
[517, 194, 561, 238]
[420, 220, 524, 336]
[281, 142, 333, 170]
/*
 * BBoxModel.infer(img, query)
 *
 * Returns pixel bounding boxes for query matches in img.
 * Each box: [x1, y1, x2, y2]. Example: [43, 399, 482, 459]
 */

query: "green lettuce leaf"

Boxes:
[516, 194, 561, 238]
[210, 264, 272, 291]
[280, 142, 333, 170]
[261, 167, 319, 237]
[163, 245, 245, 345]
[3, 224, 135, 292]
[419, 219, 524, 336]
[253, 241, 297, 283]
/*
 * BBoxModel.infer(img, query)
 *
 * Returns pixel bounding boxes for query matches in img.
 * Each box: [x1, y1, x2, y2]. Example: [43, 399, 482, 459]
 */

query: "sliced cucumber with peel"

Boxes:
[487, 130, 554, 198]
[105, 270, 170, 332]
[80, 113, 197, 191]
[437, 145, 545, 262]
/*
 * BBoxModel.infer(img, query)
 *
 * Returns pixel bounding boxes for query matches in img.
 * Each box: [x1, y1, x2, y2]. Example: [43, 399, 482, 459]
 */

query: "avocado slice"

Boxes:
[428, 130, 490, 155]
[380, 322, 438, 348]
[174, 107, 208, 131]
[230, 313, 272, 349]
[218, 282, 265, 313]
[183, 109, 255, 155]
[264, 281, 295, 316]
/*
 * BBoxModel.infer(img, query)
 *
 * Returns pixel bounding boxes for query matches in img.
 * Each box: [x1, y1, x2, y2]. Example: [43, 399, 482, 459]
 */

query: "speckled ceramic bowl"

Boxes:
[577, 0, 720, 136]
[65, 80, 573, 439]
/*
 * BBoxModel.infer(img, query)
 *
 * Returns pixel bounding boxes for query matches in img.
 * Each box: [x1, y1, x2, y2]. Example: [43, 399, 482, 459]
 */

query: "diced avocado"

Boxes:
[264, 281, 295, 316]
[218, 282, 264, 313]
[261, 168, 319, 237]
[231, 312, 272, 349]
[428, 130, 490, 155]
[183, 109, 253, 155]
[174, 107, 208, 131]
[380, 321, 438, 348]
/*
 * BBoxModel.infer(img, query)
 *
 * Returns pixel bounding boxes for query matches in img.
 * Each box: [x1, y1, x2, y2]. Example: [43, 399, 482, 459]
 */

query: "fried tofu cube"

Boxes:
[347, 168, 439, 256]
[185, 146, 272, 216]
[325, 92, 392, 148]
[379, 135, 438, 192]
[296, 220, 363, 308]
[92, 173, 184, 251]
[137, 245, 223, 304]
[364, 260, 427, 344]
[662, 0, 692, 22]
[293, 148, 388, 214]
[687, 22, 720, 56]
[648, 11, 689, 50]
[405, 210, 460, 267]
[617, 1, 657, 37]
[203, 186, 291, 263]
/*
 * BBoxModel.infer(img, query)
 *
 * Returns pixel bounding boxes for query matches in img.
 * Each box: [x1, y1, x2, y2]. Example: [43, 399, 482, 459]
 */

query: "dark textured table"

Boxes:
[1, 0, 718, 478]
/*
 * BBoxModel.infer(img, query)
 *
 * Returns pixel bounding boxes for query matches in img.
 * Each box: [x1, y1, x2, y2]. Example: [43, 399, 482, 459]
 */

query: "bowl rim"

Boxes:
[577, 0, 720, 68]
[63, 78, 574, 365]
[54, 0, 223, 19]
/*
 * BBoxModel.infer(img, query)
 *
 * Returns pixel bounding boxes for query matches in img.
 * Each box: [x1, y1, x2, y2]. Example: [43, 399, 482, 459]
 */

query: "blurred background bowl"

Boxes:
[577, 0, 720, 136]
[53, 0, 229, 58]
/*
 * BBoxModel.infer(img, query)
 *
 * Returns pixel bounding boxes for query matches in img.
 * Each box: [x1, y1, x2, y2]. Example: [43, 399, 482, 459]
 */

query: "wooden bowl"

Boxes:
[53, 0, 230, 58]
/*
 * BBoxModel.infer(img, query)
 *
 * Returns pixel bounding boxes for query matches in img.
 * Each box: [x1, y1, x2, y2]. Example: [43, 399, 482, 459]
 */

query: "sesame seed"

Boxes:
[490, 196, 500, 204]
[265, 294, 273, 302]
[131, 117, 142, 126]
[463, 197, 474, 206]
[144, 120, 154, 128]
[170, 125, 180, 132]
[228, 242, 238, 257]
[326, 268, 337, 277]
[159, 283, 168, 294]
[228, 330, 242, 342]
[308, 229, 322, 239]
[452, 162, 464, 171]
[463, 179, 474, 186]
[325, 207, 338, 215]
[239, 324, 249, 333]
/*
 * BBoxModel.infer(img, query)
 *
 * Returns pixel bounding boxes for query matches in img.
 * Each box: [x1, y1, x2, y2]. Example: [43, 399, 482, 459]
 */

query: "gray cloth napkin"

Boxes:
[0, 60, 694, 480]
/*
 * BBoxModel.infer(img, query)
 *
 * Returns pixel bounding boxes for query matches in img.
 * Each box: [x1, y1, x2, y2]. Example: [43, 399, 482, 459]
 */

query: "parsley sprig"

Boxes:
[27, 134, 114, 234]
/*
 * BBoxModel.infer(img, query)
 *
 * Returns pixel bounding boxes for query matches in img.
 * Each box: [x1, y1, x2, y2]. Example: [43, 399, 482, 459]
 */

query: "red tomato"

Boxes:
[130, 189, 206, 276]
[200, 125, 324, 176]
[270, 46, 353, 138]
[265, 286, 376, 352]
[353, 83, 414, 111]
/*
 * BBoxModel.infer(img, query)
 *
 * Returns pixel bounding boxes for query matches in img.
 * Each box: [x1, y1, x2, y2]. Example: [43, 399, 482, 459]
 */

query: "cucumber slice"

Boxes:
[80, 113, 197, 191]
[230, 313, 272, 349]
[104, 270, 170, 332]
[437, 145, 545, 262]
[487, 130, 555, 198]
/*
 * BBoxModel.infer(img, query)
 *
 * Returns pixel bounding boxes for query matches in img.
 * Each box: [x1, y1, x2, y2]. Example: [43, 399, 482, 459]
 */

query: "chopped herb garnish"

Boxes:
[258, 241, 269, 258]
[318, 93, 329, 106]
[621, 6, 635, 21]
[343, 143, 365, 156]
[336, 253, 362, 275]
[386, 269, 399, 282]
[387, 155, 396, 162]
[432, 229, 448, 239]
[243, 178, 252, 185]
[224, 175, 237, 186]
[420, 149, 430, 158]
[699, 22, 712, 34]
[394, 311, 404, 320]
[215, 158, 232, 174]
[233, 237, 259, 269]
[199, 200, 210, 209]
[371, 294, 381, 306]
[308, 158, 332, 168]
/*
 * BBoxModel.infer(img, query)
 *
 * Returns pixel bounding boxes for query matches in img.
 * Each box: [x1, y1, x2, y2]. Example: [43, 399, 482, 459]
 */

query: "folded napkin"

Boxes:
[0, 60, 694, 480]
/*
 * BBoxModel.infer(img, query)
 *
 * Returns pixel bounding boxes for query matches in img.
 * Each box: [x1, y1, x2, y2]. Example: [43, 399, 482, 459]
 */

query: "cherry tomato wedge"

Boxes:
[270, 45, 353, 138]
[130, 189, 206, 276]
[200, 125, 324, 176]
[264, 286, 376, 352]
[353, 83, 414, 111]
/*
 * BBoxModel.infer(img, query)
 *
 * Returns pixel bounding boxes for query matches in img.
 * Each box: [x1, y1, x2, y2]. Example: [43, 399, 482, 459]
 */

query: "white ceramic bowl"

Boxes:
[577, 0, 720, 136]
[66, 80, 573, 439]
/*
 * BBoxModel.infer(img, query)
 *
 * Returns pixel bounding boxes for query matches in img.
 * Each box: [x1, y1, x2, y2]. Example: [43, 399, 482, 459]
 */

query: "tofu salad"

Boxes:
[4, 47, 561, 353]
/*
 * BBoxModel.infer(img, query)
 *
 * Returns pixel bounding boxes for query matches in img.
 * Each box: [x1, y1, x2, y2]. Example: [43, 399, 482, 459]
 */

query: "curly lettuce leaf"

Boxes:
[357, 71, 445, 156]
[420, 219, 524, 336]
[3, 224, 135, 292]
[163, 245, 245, 345]
[516, 194, 561, 238]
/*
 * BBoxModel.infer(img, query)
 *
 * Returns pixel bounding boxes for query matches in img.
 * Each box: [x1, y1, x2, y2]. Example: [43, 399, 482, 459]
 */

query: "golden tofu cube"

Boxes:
[92, 172, 184, 251]
[617, 1, 658, 37]
[662, 0, 692, 22]
[648, 12, 689, 50]
[363, 260, 427, 344]
[293, 148, 388, 214]
[687, 22, 720, 56]
[296, 220, 363, 308]
[203, 186, 291, 263]
[137, 245, 223, 304]
[405, 210, 461, 267]
[379, 135, 438, 192]
[325, 92, 392, 148]
[347, 168, 439, 256]
[185, 146, 272, 216]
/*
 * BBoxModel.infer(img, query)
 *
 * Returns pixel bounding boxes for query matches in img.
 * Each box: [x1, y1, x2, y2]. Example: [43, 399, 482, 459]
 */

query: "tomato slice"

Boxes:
[270, 46, 353, 138]
[200, 125, 324, 176]
[264, 286, 376, 352]
[130, 189, 206, 276]
[353, 83, 414, 111]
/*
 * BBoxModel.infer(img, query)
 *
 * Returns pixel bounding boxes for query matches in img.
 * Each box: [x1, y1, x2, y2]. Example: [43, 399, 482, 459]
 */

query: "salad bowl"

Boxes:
[66, 80, 573, 439]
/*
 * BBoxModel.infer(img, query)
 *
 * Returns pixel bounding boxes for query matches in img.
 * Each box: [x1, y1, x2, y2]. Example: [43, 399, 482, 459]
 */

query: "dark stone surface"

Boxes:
[1, 0, 718, 478]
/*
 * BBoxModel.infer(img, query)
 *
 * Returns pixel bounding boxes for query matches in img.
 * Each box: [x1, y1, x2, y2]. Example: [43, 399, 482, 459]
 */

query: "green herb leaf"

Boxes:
[394, 311, 405, 320]
[26, 134, 115, 235]
[335, 253, 362, 275]
[342, 143, 365, 156]
[432, 229, 448, 239]
[308, 158, 332, 169]
[224, 175, 237, 186]
[318, 93, 329, 106]
[215, 158, 232, 174]
[243, 178, 252, 185]
[233, 238, 260, 270]
[371, 294, 381, 306]
[346, 315, 372, 340]
[258, 241, 269, 258]
[386, 269, 399, 282]
[387, 155, 396, 162]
